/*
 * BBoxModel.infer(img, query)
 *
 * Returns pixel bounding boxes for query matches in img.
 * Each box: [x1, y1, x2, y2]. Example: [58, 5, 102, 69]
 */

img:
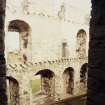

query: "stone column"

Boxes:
[20, 31, 32, 63]
[0, 0, 7, 105]
[19, 76, 32, 105]
[87, 0, 105, 105]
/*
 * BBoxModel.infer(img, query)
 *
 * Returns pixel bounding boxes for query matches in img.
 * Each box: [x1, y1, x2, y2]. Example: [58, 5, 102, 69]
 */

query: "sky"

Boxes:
[5, 32, 20, 51]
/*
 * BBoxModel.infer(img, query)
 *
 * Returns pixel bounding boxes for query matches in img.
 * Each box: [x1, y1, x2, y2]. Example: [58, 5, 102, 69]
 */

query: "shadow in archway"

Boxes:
[63, 67, 74, 96]
[6, 76, 20, 105]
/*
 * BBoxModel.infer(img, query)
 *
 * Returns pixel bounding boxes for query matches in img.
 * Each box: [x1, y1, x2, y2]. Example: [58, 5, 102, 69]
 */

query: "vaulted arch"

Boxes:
[63, 67, 74, 95]
[8, 20, 31, 32]
[35, 69, 55, 96]
[35, 69, 55, 78]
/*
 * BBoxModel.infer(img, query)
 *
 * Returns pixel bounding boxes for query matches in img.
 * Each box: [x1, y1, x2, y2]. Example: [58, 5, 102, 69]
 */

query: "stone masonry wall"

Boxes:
[0, 0, 7, 105]
[87, 0, 105, 105]
[5, 0, 89, 105]
[5, 0, 89, 63]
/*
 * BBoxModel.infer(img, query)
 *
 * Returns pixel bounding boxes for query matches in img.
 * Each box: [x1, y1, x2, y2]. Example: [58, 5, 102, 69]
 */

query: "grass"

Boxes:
[31, 79, 41, 93]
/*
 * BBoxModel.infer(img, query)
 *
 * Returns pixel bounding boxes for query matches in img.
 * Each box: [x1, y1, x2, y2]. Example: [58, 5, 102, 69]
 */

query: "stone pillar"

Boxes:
[20, 31, 32, 63]
[19, 76, 32, 105]
[54, 75, 64, 100]
[87, 0, 105, 105]
[0, 0, 7, 105]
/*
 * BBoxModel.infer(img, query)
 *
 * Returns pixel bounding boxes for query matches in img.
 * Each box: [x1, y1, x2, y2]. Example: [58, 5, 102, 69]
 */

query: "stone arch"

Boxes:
[80, 63, 88, 87]
[63, 67, 74, 95]
[35, 69, 55, 96]
[6, 76, 20, 105]
[8, 19, 32, 63]
[76, 29, 87, 58]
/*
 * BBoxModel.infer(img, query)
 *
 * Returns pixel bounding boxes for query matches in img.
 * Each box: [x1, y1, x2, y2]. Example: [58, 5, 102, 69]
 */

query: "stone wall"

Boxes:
[7, 57, 87, 104]
[5, 0, 89, 63]
[87, 0, 105, 105]
[5, 0, 89, 105]
[0, 0, 7, 105]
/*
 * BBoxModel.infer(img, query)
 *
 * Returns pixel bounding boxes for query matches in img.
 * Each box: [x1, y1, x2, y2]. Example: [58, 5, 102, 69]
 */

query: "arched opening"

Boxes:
[35, 69, 55, 96]
[6, 76, 20, 105]
[76, 29, 87, 58]
[80, 63, 88, 87]
[63, 67, 74, 95]
[7, 20, 32, 63]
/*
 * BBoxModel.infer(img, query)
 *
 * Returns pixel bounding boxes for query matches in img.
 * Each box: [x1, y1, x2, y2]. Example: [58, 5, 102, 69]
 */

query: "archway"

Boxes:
[76, 29, 87, 58]
[8, 20, 32, 63]
[63, 67, 74, 95]
[35, 69, 55, 96]
[80, 63, 88, 87]
[7, 76, 20, 105]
